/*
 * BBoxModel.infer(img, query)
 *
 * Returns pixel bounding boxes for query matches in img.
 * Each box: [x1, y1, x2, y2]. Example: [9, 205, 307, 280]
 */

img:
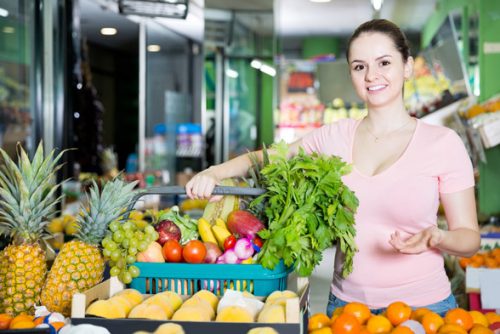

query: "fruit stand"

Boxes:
[0, 144, 499, 334]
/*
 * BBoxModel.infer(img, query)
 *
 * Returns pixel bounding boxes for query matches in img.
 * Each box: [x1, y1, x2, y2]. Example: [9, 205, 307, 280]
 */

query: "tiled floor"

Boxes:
[309, 247, 335, 315]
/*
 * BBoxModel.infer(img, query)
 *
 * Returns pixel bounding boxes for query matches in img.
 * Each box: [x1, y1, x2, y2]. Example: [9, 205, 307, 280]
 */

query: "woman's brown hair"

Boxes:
[346, 19, 411, 63]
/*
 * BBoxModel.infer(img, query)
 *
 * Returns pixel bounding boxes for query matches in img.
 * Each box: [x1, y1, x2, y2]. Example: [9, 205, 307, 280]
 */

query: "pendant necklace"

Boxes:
[365, 118, 413, 142]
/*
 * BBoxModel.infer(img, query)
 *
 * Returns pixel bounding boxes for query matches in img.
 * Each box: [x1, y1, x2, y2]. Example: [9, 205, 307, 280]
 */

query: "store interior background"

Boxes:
[1, 0, 500, 314]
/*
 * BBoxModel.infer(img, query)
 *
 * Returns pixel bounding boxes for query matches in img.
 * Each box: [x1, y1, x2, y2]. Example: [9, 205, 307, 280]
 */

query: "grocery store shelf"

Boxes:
[420, 98, 469, 126]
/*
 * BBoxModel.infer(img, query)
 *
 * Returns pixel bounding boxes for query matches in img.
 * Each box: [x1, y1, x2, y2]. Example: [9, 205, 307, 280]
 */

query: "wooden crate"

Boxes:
[71, 276, 309, 334]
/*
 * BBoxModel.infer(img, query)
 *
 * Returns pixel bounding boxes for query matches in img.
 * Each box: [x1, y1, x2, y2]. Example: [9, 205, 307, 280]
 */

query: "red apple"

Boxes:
[155, 220, 181, 245]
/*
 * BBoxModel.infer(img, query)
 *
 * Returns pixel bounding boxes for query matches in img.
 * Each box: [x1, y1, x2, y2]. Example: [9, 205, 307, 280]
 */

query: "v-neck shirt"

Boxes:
[301, 118, 474, 307]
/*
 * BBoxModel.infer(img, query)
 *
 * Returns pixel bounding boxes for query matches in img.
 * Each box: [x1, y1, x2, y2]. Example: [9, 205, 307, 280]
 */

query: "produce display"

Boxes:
[0, 143, 66, 316]
[458, 248, 500, 269]
[42, 178, 139, 316]
[83, 285, 298, 323]
[0, 141, 499, 334]
[307, 301, 500, 334]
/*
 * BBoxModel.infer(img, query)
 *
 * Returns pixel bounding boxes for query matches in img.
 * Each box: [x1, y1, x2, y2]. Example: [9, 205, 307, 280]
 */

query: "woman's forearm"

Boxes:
[209, 150, 262, 180]
[436, 228, 481, 257]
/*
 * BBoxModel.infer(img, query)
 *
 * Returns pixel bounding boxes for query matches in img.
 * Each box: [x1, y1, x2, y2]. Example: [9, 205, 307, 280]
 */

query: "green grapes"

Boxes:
[102, 217, 158, 284]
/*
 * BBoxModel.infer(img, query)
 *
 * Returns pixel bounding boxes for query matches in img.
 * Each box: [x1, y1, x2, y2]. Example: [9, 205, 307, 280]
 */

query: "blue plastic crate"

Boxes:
[130, 261, 292, 296]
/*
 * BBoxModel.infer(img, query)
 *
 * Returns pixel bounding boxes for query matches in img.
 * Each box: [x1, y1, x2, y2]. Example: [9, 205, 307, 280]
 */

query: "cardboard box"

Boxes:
[465, 267, 500, 310]
[71, 276, 309, 334]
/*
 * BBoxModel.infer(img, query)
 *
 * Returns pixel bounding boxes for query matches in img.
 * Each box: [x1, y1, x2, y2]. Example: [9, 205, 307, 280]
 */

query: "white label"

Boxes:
[483, 42, 500, 54]
[479, 269, 500, 308]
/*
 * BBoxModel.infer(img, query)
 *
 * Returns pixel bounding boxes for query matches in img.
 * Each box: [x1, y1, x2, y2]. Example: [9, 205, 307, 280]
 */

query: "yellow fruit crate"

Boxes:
[71, 276, 309, 334]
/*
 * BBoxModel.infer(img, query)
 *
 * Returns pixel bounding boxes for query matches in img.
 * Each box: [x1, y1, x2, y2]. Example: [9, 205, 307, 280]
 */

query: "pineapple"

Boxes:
[41, 177, 138, 316]
[0, 143, 66, 316]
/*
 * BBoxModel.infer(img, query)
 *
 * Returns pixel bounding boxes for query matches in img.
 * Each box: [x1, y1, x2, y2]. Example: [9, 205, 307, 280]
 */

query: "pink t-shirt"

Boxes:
[301, 118, 474, 308]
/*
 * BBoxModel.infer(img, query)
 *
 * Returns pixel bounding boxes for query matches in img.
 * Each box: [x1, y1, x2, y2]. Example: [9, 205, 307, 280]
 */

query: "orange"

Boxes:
[311, 328, 334, 334]
[444, 309, 473, 331]
[9, 320, 36, 329]
[438, 323, 467, 334]
[484, 312, 500, 325]
[50, 321, 66, 331]
[386, 302, 412, 326]
[458, 257, 471, 269]
[421, 312, 444, 334]
[33, 316, 47, 325]
[411, 308, 431, 322]
[360, 326, 372, 334]
[469, 324, 493, 334]
[344, 302, 372, 325]
[310, 313, 332, 332]
[469, 254, 485, 267]
[331, 313, 362, 334]
[334, 307, 345, 316]
[469, 311, 489, 327]
[0, 314, 13, 330]
[484, 257, 497, 269]
[391, 326, 414, 334]
[9, 314, 34, 328]
[366, 315, 393, 334]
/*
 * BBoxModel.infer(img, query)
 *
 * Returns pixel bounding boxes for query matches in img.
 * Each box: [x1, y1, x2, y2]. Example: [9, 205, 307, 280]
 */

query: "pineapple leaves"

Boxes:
[75, 177, 139, 245]
[0, 143, 67, 243]
[251, 142, 359, 278]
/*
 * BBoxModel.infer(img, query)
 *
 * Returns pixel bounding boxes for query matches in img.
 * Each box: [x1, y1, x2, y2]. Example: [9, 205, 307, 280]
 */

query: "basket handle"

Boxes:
[126, 186, 266, 212]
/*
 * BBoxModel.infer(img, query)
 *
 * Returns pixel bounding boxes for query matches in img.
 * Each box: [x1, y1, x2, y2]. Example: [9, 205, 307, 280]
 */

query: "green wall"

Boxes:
[478, 0, 500, 215]
[421, 0, 477, 49]
[478, 0, 500, 102]
[302, 37, 340, 59]
[422, 0, 500, 215]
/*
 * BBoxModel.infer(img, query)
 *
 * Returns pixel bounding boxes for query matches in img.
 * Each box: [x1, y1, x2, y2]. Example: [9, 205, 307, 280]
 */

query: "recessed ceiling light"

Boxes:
[0, 8, 9, 17]
[118, 0, 189, 19]
[100, 27, 117, 36]
[371, 0, 384, 11]
[226, 68, 239, 78]
[250, 59, 262, 69]
[260, 64, 276, 77]
[309, 0, 331, 3]
[147, 44, 161, 52]
[2, 26, 15, 34]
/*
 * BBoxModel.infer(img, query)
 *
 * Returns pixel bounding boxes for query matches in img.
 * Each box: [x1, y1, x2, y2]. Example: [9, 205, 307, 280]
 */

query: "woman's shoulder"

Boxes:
[417, 119, 460, 140]
[416, 120, 465, 149]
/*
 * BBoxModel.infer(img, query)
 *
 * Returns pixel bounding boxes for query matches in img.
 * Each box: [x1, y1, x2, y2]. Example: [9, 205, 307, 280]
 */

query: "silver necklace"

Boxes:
[365, 118, 413, 142]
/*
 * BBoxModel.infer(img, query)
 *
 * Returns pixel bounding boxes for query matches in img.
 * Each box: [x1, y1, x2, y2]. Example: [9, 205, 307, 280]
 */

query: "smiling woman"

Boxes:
[184, 18, 479, 316]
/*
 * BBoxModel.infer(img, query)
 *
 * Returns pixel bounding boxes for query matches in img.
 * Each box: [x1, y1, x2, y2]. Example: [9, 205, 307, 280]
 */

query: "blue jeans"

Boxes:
[326, 292, 457, 318]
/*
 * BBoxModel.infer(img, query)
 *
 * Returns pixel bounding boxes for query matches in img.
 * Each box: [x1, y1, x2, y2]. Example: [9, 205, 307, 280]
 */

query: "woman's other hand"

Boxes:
[185, 167, 222, 202]
[389, 227, 444, 254]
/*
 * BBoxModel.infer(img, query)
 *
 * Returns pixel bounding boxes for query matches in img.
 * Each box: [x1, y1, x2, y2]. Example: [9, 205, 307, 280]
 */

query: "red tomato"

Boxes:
[162, 239, 183, 262]
[182, 240, 206, 264]
[223, 235, 237, 250]
[253, 237, 263, 248]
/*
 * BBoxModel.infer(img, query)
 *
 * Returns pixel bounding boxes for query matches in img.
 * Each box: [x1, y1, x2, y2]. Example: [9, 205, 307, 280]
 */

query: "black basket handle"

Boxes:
[126, 186, 266, 213]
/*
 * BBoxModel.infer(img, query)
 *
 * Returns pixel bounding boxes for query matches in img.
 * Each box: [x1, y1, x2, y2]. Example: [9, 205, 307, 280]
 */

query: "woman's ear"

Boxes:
[404, 56, 414, 80]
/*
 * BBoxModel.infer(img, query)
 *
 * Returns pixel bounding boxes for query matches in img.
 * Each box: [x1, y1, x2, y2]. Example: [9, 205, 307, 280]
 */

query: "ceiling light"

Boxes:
[2, 26, 15, 34]
[309, 0, 331, 2]
[260, 64, 276, 77]
[371, 0, 384, 11]
[250, 59, 263, 69]
[226, 68, 239, 78]
[100, 27, 117, 35]
[118, 0, 188, 19]
[147, 44, 161, 52]
[0, 8, 8, 17]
